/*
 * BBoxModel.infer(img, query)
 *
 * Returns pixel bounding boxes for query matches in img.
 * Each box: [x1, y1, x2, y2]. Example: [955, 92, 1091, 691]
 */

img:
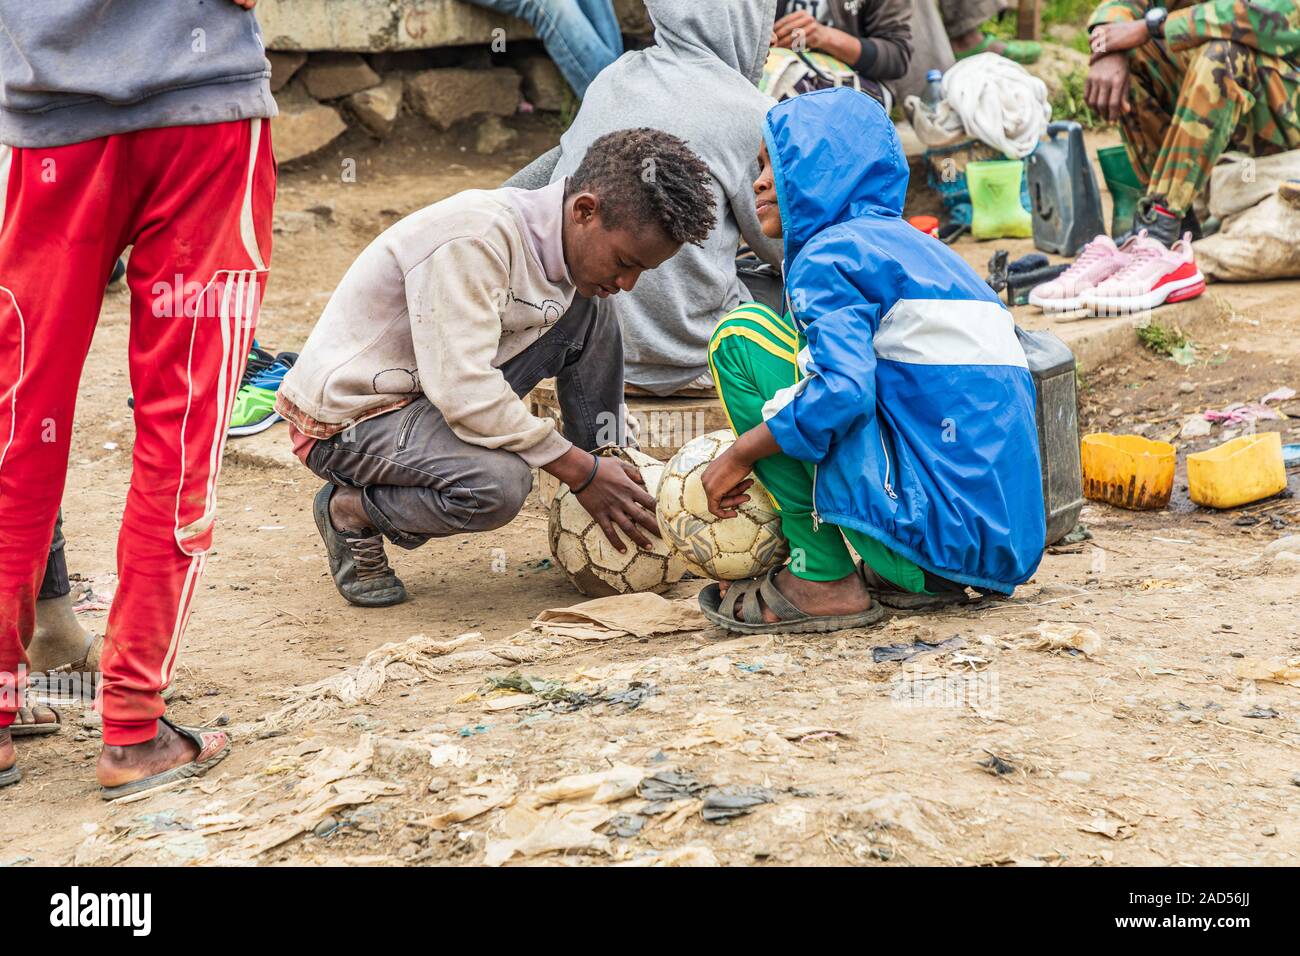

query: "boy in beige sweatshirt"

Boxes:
[277, 129, 717, 607]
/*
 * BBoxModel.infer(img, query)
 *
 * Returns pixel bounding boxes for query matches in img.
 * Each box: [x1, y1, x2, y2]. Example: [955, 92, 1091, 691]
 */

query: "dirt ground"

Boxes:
[2, 117, 1298, 868]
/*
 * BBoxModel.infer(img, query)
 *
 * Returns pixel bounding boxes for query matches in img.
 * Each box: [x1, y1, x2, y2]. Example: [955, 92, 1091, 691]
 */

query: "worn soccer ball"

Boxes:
[655, 430, 789, 581]
[548, 446, 689, 597]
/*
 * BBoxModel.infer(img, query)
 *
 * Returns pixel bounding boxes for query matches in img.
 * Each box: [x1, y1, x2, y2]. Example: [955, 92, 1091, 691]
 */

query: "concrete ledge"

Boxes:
[258, 0, 650, 52]
[1013, 293, 1224, 375]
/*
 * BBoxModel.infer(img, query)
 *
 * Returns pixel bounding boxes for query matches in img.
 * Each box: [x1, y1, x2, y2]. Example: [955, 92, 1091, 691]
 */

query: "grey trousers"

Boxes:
[306, 297, 623, 550]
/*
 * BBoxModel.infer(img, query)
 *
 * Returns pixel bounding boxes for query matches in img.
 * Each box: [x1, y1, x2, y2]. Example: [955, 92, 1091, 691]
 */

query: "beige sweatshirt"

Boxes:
[277, 181, 576, 467]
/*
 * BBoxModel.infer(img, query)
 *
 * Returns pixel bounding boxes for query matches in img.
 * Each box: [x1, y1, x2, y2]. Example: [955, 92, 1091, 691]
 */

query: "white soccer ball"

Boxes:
[548, 446, 689, 597]
[655, 430, 789, 581]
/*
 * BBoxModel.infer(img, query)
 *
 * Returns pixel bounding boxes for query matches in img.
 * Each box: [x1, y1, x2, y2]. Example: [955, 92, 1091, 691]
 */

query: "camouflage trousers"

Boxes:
[1122, 39, 1300, 215]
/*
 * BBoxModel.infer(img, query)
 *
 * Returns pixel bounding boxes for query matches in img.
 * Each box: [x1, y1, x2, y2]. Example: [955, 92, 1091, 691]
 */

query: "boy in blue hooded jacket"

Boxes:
[699, 88, 1045, 633]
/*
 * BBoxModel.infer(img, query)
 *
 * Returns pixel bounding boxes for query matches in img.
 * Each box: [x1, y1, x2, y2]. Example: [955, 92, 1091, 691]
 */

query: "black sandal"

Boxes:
[699, 566, 887, 635]
[857, 562, 978, 611]
[8, 705, 62, 738]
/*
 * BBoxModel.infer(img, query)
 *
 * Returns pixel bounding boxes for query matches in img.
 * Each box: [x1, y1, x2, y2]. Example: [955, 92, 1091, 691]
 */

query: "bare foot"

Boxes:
[328, 485, 375, 533]
[720, 569, 871, 624]
[0, 729, 13, 774]
[95, 721, 207, 789]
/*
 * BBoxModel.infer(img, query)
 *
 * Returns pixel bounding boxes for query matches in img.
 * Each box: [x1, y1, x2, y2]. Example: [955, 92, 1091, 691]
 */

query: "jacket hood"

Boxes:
[764, 87, 909, 266]
[646, 0, 776, 86]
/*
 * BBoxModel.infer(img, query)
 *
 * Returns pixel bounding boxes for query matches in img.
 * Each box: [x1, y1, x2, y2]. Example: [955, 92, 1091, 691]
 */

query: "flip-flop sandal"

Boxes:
[99, 717, 231, 802]
[0, 765, 19, 788]
[699, 566, 888, 635]
[857, 562, 979, 612]
[7, 705, 62, 738]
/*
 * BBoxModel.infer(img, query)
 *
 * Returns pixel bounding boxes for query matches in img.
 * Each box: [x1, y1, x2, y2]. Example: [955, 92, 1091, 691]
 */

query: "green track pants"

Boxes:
[707, 303, 927, 593]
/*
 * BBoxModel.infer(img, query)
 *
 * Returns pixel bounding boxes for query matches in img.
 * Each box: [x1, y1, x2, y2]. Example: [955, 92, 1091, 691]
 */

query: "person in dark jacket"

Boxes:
[769, 0, 912, 105]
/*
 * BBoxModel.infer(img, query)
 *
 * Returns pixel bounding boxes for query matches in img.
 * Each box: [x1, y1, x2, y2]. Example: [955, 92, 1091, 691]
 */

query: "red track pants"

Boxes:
[0, 119, 275, 745]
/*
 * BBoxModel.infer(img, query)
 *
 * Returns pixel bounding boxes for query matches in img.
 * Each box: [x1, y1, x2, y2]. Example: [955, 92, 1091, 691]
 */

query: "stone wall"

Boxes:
[266, 0, 652, 165]
[258, 0, 649, 52]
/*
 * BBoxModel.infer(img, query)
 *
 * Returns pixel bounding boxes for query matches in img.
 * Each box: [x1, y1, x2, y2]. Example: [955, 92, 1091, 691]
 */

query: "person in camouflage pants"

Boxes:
[1085, 0, 1300, 240]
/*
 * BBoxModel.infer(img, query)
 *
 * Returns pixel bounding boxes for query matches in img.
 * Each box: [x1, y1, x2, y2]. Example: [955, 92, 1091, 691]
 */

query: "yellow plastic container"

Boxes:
[1187, 432, 1287, 509]
[1081, 433, 1176, 510]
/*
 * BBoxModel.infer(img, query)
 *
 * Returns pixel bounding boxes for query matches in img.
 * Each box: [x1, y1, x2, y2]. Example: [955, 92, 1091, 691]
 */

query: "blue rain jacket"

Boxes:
[762, 88, 1044, 592]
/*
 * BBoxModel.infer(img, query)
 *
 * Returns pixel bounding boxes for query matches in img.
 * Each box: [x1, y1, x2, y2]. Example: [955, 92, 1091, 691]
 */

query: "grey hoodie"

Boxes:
[0, 1, 275, 148]
[518, 0, 783, 396]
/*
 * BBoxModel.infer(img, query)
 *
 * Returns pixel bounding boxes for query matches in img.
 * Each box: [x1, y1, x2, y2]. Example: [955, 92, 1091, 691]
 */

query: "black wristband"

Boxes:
[571, 453, 601, 494]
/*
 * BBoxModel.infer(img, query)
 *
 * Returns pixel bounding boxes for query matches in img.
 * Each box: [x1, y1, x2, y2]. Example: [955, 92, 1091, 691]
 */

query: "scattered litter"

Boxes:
[1284, 443, 1300, 467]
[230, 632, 521, 737]
[602, 682, 660, 711]
[1078, 812, 1135, 840]
[778, 725, 851, 743]
[1203, 402, 1284, 426]
[70, 573, 117, 613]
[428, 779, 516, 830]
[665, 711, 748, 750]
[482, 672, 585, 705]
[978, 750, 1017, 776]
[482, 693, 537, 712]
[1234, 657, 1300, 688]
[458, 724, 491, 737]
[1056, 523, 1093, 545]
[701, 786, 775, 823]
[535, 765, 645, 805]
[605, 813, 646, 838]
[873, 635, 965, 663]
[1014, 622, 1102, 658]
[615, 846, 719, 867]
[1243, 707, 1281, 719]
[428, 744, 471, 768]
[533, 592, 706, 641]
[639, 770, 706, 810]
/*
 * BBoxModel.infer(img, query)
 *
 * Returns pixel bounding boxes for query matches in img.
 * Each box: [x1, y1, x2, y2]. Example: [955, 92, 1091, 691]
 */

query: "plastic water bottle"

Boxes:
[922, 69, 944, 110]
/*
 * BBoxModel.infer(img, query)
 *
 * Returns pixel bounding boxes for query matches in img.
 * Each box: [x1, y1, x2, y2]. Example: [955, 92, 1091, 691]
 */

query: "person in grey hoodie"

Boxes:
[0, 0, 275, 799]
[508, 0, 785, 396]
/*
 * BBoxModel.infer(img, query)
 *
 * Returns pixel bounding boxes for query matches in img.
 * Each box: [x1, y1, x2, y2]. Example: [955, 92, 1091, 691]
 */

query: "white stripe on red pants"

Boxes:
[0, 119, 275, 745]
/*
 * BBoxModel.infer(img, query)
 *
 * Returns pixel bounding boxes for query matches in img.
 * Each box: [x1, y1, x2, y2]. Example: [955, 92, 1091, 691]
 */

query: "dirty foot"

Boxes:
[1, 729, 14, 774]
[719, 568, 870, 624]
[30, 593, 97, 672]
[95, 720, 203, 789]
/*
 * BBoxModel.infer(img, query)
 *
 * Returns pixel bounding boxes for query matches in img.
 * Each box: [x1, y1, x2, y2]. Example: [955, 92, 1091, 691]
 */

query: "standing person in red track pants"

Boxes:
[0, 0, 277, 798]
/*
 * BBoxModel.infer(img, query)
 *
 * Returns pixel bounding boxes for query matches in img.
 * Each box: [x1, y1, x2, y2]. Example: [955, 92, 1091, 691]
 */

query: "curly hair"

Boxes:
[566, 128, 718, 247]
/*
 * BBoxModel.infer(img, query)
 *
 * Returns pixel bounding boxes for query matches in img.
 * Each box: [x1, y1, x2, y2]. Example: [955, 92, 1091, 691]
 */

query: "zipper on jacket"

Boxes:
[811, 464, 822, 531]
[879, 429, 898, 500]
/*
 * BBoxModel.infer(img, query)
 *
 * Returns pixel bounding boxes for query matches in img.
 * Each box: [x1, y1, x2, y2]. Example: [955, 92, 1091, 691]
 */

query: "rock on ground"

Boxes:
[271, 84, 347, 164]
[405, 68, 520, 131]
[300, 52, 381, 101]
[347, 75, 405, 138]
[268, 51, 307, 93]
[475, 115, 518, 155]
[518, 56, 570, 112]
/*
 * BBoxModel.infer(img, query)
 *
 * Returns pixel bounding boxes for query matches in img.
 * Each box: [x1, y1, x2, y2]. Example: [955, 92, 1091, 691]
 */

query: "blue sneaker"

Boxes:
[228, 350, 297, 437]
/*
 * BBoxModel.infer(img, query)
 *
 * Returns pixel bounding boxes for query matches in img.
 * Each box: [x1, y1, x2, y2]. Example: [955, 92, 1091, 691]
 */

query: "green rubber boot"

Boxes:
[1097, 146, 1144, 238]
[968, 160, 1032, 240]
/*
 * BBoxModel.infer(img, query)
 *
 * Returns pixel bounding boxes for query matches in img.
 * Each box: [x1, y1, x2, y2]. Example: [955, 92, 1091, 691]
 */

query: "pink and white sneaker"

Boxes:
[1028, 234, 1135, 316]
[1083, 232, 1205, 317]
